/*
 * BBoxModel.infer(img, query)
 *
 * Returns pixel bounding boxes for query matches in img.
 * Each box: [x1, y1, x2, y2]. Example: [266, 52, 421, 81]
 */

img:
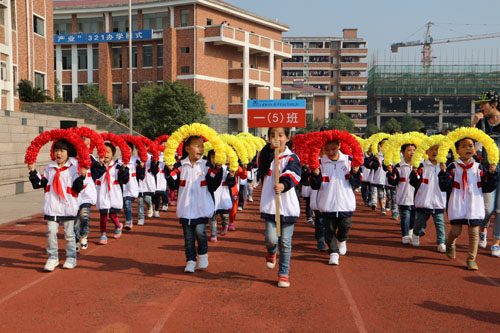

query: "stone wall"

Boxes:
[206, 113, 229, 134]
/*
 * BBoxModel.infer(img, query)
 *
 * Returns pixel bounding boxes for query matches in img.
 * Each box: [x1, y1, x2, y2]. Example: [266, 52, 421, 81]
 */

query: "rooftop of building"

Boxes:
[53, 0, 290, 32]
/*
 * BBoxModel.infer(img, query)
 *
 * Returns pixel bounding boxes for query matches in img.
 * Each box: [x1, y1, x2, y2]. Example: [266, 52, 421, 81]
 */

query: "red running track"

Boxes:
[0, 188, 499, 332]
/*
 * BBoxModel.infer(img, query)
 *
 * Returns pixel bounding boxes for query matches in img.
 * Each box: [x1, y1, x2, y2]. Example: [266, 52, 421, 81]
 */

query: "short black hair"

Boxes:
[325, 140, 340, 146]
[127, 142, 134, 151]
[207, 149, 215, 161]
[401, 143, 416, 153]
[105, 142, 116, 156]
[267, 127, 290, 138]
[53, 139, 77, 157]
[420, 127, 428, 135]
[454, 137, 475, 150]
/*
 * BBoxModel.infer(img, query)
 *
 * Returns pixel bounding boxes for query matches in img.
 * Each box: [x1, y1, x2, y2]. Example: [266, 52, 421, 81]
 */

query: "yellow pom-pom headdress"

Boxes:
[204, 141, 239, 172]
[411, 135, 459, 167]
[368, 133, 391, 155]
[382, 132, 427, 166]
[219, 134, 249, 165]
[437, 127, 499, 165]
[237, 133, 266, 152]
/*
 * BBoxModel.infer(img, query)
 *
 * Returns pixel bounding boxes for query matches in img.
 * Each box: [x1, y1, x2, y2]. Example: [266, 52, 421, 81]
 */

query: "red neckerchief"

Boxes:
[52, 166, 70, 201]
[457, 161, 474, 200]
[105, 162, 115, 193]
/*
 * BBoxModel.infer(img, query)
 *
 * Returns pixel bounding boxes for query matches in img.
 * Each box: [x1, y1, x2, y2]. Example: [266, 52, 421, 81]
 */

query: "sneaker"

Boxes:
[198, 254, 209, 269]
[114, 224, 123, 239]
[80, 236, 88, 250]
[307, 217, 314, 225]
[479, 231, 487, 249]
[317, 242, 327, 252]
[437, 243, 446, 253]
[153, 211, 160, 218]
[266, 253, 277, 269]
[338, 241, 347, 256]
[329, 253, 339, 265]
[137, 219, 145, 226]
[228, 224, 236, 231]
[98, 235, 108, 245]
[237, 206, 243, 211]
[467, 261, 479, 270]
[391, 215, 399, 220]
[277, 275, 290, 288]
[371, 205, 376, 211]
[147, 206, 153, 218]
[63, 258, 77, 269]
[124, 221, 133, 231]
[491, 244, 500, 257]
[170, 201, 177, 206]
[380, 209, 386, 215]
[44, 258, 59, 271]
[248, 196, 254, 202]
[162, 204, 168, 211]
[220, 225, 229, 236]
[184, 260, 196, 273]
[411, 234, 420, 247]
[402, 236, 410, 244]
[446, 245, 456, 259]
[210, 236, 218, 242]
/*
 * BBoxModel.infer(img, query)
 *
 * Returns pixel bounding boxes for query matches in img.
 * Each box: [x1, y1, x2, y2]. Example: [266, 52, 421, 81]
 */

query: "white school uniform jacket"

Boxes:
[371, 153, 387, 186]
[120, 155, 139, 199]
[155, 160, 167, 193]
[259, 146, 301, 221]
[310, 189, 318, 211]
[40, 160, 81, 217]
[413, 160, 446, 210]
[67, 156, 96, 207]
[360, 165, 370, 183]
[214, 165, 233, 211]
[96, 161, 124, 211]
[143, 155, 157, 194]
[315, 153, 356, 214]
[388, 160, 414, 206]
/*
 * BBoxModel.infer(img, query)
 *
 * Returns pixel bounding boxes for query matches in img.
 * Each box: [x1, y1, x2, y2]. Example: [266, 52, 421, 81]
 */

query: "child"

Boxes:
[246, 156, 257, 202]
[237, 166, 248, 211]
[28, 139, 85, 271]
[438, 138, 498, 270]
[159, 142, 170, 211]
[166, 136, 223, 273]
[122, 143, 145, 230]
[300, 163, 313, 224]
[151, 157, 167, 218]
[310, 140, 361, 265]
[366, 139, 388, 214]
[258, 127, 301, 288]
[387, 144, 417, 244]
[93, 143, 130, 245]
[409, 144, 447, 252]
[360, 150, 372, 207]
[137, 154, 155, 225]
[228, 163, 248, 231]
[207, 150, 236, 242]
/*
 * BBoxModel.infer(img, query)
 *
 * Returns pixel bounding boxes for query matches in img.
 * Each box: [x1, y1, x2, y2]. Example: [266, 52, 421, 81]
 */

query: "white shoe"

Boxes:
[137, 219, 145, 226]
[147, 207, 153, 218]
[198, 254, 209, 269]
[402, 236, 410, 244]
[162, 204, 168, 211]
[411, 233, 420, 247]
[479, 231, 487, 248]
[237, 206, 243, 211]
[44, 258, 59, 271]
[153, 211, 160, 218]
[329, 253, 339, 265]
[63, 258, 77, 269]
[437, 243, 446, 253]
[248, 196, 253, 202]
[184, 260, 196, 273]
[80, 236, 88, 250]
[491, 244, 500, 257]
[338, 241, 347, 255]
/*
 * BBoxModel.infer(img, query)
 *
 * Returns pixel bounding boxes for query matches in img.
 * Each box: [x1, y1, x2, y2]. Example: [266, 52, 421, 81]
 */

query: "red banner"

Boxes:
[248, 108, 306, 128]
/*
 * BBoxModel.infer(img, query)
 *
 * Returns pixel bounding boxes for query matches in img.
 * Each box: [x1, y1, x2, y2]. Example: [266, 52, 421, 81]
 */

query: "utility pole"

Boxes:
[128, 0, 133, 134]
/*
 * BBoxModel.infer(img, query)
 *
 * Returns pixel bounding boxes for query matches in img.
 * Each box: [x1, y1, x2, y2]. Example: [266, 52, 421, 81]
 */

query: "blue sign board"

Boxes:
[247, 99, 306, 109]
[54, 30, 153, 44]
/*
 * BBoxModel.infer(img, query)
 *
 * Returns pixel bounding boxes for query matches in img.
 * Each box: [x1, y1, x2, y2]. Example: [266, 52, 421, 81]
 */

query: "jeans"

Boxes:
[446, 225, 479, 262]
[305, 197, 312, 220]
[400, 207, 415, 237]
[238, 184, 247, 208]
[361, 182, 371, 204]
[210, 213, 229, 237]
[323, 215, 352, 254]
[246, 182, 254, 198]
[162, 189, 169, 206]
[47, 220, 76, 260]
[386, 187, 399, 218]
[124, 198, 133, 222]
[265, 220, 294, 277]
[370, 185, 385, 209]
[153, 192, 163, 211]
[137, 195, 152, 220]
[182, 223, 208, 262]
[314, 210, 325, 244]
[74, 205, 90, 243]
[413, 210, 446, 244]
[481, 188, 500, 240]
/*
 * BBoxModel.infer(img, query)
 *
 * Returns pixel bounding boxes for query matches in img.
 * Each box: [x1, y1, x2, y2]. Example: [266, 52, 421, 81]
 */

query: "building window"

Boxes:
[143, 12, 168, 30]
[282, 70, 303, 77]
[0, 62, 7, 81]
[34, 15, 45, 36]
[62, 85, 72, 102]
[330, 99, 337, 106]
[283, 56, 303, 63]
[112, 15, 138, 32]
[157, 44, 163, 67]
[180, 10, 190, 27]
[331, 57, 337, 64]
[206, 18, 213, 26]
[34, 72, 45, 90]
[309, 56, 329, 63]
[78, 49, 87, 70]
[181, 47, 190, 54]
[54, 19, 72, 35]
[78, 17, 103, 34]
[131, 46, 137, 68]
[143, 46, 153, 67]
[62, 50, 72, 70]
[331, 71, 337, 78]
[112, 47, 122, 68]
[309, 42, 324, 48]
[180, 66, 190, 74]
[112, 84, 123, 105]
[0, 7, 4, 26]
[13, 65, 18, 96]
[290, 42, 303, 49]
[331, 42, 338, 49]
[93, 48, 99, 69]
[10, 0, 16, 30]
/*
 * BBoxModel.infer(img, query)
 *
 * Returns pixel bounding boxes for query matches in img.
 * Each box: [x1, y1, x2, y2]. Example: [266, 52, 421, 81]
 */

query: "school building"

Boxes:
[52, 0, 292, 133]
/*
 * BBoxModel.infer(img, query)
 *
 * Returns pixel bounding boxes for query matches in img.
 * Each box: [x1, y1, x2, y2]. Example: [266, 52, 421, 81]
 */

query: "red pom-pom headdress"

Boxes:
[51, 127, 106, 162]
[140, 137, 161, 162]
[101, 133, 131, 165]
[25, 129, 91, 169]
[306, 130, 363, 169]
[121, 135, 148, 162]
[154, 135, 170, 148]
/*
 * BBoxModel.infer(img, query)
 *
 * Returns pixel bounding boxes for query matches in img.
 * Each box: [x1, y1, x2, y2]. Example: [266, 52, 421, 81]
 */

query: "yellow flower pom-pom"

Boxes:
[219, 134, 249, 165]
[382, 132, 426, 166]
[204, 141, 239, 172]
[437, 127, 500, 165]
[368, 133, 391, 155]
[410, 135, 459, 167]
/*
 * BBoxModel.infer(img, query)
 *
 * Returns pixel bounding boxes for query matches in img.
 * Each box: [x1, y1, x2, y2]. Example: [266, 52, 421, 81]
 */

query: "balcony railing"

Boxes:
[229, 68, 271, 86]
[339, 105, 367, 113]
[339, 76, 368, 85]
[340, 48, 368, 57]
[340, 63, 368, 70]
[339, 91, 367, 99]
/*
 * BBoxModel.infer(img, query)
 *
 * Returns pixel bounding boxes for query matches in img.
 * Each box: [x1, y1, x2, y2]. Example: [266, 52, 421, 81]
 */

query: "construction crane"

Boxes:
[391, 22, 500, 67]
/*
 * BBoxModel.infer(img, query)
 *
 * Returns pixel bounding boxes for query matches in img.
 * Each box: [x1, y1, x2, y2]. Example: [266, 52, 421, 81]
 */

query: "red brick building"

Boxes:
[53, 0, 291, 133]
[1, 0, 54, 111]
[282, 30, 368, 133]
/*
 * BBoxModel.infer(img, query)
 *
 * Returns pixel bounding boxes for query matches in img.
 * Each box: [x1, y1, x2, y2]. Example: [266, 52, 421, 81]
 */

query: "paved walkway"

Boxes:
[0, 191, 43, 226]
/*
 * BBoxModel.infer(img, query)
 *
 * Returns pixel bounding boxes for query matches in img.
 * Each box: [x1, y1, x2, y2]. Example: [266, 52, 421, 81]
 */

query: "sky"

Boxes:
[229, 0, 500, 65]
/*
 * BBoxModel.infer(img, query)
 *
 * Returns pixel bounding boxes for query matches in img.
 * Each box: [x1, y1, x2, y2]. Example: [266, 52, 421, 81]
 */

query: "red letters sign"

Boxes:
[247, 100, 306, 128]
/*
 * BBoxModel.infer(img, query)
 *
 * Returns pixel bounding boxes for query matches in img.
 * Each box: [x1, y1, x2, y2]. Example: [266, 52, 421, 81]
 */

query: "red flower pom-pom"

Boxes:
[305, 130, 363, 169]
[121, 135, 148, 162]
[51, 127, 106, 161]
[25, 129, 91, 169]
[140, 137, 161, 162]
[154, 135, 170, 148]
[101, 133, 131, 165]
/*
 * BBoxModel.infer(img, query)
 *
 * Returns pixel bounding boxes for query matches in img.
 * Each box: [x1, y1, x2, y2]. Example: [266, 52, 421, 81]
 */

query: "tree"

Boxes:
[75, 84, 114, 116]
[133, 81, 208, 138]
[462, 118, 471, 127]
[54, 78, 64, 103]
[304, 115, 324, 133]
[17, 79, 53, 102]
[327, 112, 355, 132]
[382, 117, 401, 133]
[366, 123, 380, 136]
[401, 115, 424, 133]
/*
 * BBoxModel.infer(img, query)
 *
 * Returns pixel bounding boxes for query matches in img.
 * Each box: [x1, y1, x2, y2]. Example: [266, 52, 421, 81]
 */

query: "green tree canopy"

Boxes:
[327, 112, 355, 132]
[17, 79, 52, 102]
[366, 123, 380, 136]
[401, 115, 424, 133]
[382, 117, 401, 133]
[133, 81, 208, 138]
[75, 84, 114, 116]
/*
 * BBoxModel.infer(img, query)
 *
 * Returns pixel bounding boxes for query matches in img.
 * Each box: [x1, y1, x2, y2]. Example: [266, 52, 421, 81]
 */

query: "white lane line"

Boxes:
[151, 288, 188, 333]
[0, 225, 45, 243]
[334, 268, 368, 333]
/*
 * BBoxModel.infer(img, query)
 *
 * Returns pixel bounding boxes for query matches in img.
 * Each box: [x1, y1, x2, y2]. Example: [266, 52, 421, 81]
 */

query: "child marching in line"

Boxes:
[137, 154, 155, 225]
[28, 140, 86, 271]
[228, 163, 248, 231]
[159, 142, 170, 211]
[387, 144, 417, 244]
[310, 140, 361, 265]
[93, 143, 130, 245]
[300, 163, 313, 224]
[438, 138, 498, 270]
[409, 144, 447, 252]
[207, 150, 236, 242]
[151, 157, 168, 218]
[360, 150, 372, 207]
[258, 127, 301, 288]
[366, 139, 388, 214]
[166, 136, 223, 273]
[122, 143, 145, 230]
[246, 156, 257, 202]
